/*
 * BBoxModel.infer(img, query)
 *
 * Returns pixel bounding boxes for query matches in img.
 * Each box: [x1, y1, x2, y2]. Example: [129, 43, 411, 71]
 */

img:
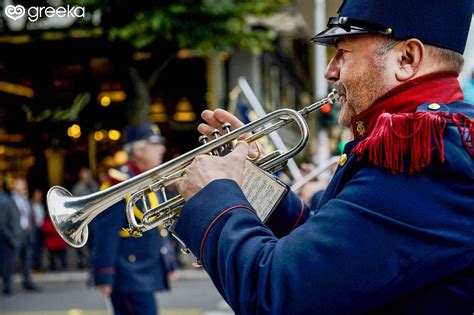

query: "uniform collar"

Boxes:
[350, 72, 464, 138]
[127, 161, 143, 175]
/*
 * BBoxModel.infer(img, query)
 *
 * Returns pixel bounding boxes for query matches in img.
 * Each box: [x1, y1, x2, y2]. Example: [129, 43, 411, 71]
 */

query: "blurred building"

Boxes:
[0, 0, 334, 190]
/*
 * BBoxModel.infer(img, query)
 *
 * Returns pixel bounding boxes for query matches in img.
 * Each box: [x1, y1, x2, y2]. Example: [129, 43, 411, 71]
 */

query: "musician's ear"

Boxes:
[394, 39, 425, 82]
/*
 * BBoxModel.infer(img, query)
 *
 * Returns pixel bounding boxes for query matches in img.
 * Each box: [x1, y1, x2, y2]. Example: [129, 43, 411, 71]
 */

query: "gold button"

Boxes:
[428, 103, 440, 110]
[192, 260, 203, 268]
[339, 154, 348, 166]
[160, 247, 168, 255]
[160, 229, 168, 237]
[128, 254, 136, 263]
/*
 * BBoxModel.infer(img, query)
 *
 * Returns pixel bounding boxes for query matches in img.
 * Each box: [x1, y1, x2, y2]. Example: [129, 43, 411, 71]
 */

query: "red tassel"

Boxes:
[351, 112, 473, 174]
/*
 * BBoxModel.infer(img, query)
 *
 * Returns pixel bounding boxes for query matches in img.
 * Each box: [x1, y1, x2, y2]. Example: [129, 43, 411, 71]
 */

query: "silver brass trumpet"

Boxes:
[47, 90, 338, 248]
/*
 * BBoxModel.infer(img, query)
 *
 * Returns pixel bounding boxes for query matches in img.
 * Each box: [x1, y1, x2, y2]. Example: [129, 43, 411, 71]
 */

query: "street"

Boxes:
[0, 270, 232, 315]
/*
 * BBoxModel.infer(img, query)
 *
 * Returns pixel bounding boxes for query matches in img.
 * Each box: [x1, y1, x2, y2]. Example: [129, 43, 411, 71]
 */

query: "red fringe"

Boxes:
[351, 112, 474, 174]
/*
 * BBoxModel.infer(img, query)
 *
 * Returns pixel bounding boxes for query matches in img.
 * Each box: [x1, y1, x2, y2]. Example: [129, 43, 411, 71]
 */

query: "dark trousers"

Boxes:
[19, 233, 33, 286]
[0, 237, 17, 292]
[32, 228, 44, 270]
[110, 290, 158, 315]
[48, 250, 67, 271]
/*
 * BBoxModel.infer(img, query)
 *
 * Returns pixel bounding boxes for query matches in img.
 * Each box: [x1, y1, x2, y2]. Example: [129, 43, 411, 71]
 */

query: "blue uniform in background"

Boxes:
[91, 163, 176, 315]
[174, 87, 473, 313]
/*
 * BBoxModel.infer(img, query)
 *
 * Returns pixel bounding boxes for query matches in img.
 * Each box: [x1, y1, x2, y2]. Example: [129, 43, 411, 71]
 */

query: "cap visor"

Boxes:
[311, 26, 370, 45]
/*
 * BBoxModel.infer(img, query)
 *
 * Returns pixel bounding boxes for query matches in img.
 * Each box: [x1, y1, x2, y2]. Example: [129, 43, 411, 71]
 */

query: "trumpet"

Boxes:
[47, 91, 338, 248]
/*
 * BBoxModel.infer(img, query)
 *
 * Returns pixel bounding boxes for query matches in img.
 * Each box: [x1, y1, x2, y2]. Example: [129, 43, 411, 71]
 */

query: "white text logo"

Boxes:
[4, 4, 85, 22]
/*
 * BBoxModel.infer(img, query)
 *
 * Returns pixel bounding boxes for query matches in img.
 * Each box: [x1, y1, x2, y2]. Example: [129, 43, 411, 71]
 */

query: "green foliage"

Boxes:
[22, 93, 91, 122]
[68, 0, 288, 52]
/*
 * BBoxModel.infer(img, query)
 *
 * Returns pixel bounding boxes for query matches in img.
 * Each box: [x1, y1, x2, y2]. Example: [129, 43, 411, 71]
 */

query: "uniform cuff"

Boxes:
[174, 179, 254, 258]
[93, 267, 115, 286]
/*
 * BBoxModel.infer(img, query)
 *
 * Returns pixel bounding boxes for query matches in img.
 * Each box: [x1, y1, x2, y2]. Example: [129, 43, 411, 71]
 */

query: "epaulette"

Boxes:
[100, 167, 130, 190]
[351, 111, 473, 174]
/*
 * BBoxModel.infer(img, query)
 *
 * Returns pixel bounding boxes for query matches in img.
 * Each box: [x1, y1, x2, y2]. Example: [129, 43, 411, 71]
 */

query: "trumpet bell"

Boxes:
[47, 186, 89, 248]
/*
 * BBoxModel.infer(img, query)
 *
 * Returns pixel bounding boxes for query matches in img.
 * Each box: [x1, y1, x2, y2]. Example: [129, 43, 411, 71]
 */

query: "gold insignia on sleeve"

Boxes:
[339, 153, 348, 166]
[356, 121, 366, 136]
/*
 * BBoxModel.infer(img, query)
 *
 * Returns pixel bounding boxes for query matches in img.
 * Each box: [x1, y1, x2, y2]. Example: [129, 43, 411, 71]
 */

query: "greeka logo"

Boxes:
[4, 4, 85, 22]
[4, 5, 25, 21]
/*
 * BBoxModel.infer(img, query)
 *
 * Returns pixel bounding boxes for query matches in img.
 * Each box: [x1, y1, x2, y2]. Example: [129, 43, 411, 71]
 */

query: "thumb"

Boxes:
[228, 141, 249, 162]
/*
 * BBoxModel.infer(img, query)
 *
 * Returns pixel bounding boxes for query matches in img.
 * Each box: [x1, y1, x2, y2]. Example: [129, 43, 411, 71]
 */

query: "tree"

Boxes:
[69, 0, 289, 125]
[72, 0, 287, 52]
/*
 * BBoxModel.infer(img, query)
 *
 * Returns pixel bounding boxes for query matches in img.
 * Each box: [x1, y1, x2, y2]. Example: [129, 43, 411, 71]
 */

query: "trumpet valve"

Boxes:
[211, 128, 221, 138]
[198, 135, 208, 144]
[221, 123, 234, 150]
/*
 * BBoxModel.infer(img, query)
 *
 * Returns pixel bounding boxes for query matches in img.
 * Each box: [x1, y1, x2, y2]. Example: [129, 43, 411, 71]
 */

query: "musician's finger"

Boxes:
[201, 110, 222, 128]
[197, 123, 215, 136]
[213, 109, 244, 130]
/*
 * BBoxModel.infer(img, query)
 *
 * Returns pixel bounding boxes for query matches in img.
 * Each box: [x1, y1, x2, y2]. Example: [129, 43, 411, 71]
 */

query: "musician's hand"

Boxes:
[97, 285, 112, 296]
[178, 141, 249, 201]
[198, 109, 259, 159]
[198, 108, 244, 135]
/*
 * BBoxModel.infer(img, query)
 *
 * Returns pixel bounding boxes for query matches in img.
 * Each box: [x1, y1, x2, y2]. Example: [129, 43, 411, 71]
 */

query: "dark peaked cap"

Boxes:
[311, 0, 473, 54]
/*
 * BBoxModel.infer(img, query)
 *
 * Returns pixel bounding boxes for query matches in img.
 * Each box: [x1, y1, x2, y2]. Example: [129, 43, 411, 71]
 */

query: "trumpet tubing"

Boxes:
[47, 91, 337, 248]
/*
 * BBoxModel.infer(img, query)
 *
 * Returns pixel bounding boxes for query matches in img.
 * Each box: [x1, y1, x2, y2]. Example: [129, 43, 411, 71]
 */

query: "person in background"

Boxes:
[91, 121, 177, 315]
[31, 188, 45, 271]
[462, 70, 474, 103]
[41, 214, 68, 271]
[174, 0, 473, 313]
[0, 176, 22, 295]
[72, 167, 99, 269]
[10, 178, 39, 291]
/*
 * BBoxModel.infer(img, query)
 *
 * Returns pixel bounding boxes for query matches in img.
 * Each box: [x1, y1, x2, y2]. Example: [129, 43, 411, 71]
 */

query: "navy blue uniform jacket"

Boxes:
[174, 101, 474, 314]
[91, 166, 175, 293]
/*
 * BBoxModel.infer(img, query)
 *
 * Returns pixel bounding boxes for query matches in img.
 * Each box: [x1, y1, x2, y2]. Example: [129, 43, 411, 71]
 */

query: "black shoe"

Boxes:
[3, 288, 12, 295]
[23, 283, 40, 292]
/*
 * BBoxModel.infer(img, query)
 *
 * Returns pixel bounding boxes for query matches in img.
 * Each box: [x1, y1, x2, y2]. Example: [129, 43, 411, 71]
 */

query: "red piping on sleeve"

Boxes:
[199, 205, 255, 268]
[94, 267, 115, 274]
[289, 199, 305, 232]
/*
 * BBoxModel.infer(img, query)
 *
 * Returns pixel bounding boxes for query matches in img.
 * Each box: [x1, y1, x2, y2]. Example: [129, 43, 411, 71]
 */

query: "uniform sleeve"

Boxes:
[264, 189, 310, 238]
[91, 201, 124, 286]
[174, 169, 473, 314]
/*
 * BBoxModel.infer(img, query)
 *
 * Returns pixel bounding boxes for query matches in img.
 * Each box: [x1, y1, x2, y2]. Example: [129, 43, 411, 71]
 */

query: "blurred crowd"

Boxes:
[0, 167, 99, 296]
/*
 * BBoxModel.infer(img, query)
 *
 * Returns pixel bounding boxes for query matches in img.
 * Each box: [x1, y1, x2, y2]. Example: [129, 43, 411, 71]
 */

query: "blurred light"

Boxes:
[100, 96, 111, 107]
[173, 112, 196, 122]
[0, 81, 34, 98]
[173, 97, 196, 122]
[0, 35, 31, 44]
[67, 124, 81, 138]
[176, 49, 203, 59]
[94, 130, 106, 141]
[113, 150, 128, 165]
[149, 100, 168, 123]
[42, 32, 65, 41]
[108, 130, 121, 141]
[97, 91, 126, 106]
[132, 51, 152, 61]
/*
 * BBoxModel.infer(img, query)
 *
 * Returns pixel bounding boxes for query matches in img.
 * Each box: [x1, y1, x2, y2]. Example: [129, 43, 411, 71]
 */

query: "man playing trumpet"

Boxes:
[174, 0, 474, 313]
